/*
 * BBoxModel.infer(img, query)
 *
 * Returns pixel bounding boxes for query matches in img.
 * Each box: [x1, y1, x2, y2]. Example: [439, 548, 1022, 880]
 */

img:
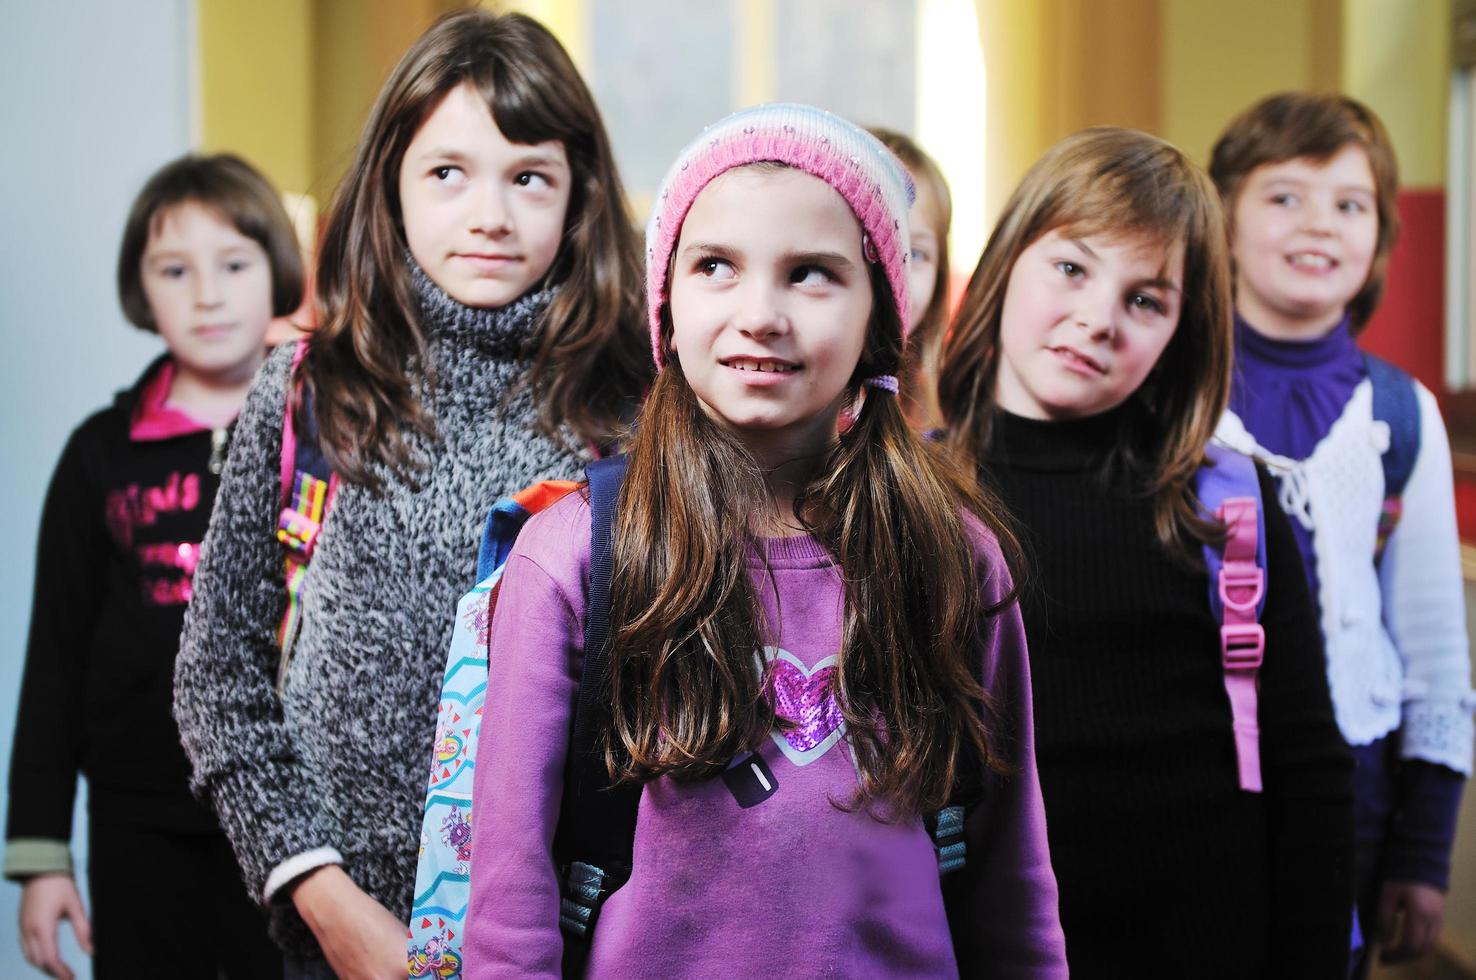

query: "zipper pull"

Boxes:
[209, 427, 230, 474]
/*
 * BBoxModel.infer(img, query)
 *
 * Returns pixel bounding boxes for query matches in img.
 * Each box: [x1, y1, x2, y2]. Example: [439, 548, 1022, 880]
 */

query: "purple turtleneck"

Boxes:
[1227, 313, 1366, 458]
[1229, 312, 1463, 898]
[1227, 314, 1365, 596]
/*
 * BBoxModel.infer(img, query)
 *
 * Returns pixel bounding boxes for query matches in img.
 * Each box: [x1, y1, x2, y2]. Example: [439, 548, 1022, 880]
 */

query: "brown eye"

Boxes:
[696, 257, 734, 280]
[790, 265, 834, 287]
[1129, 293, 1165, 315]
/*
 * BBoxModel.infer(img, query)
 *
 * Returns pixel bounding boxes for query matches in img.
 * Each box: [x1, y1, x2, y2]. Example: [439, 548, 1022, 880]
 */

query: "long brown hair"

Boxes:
[306, 9, 648, 485]
[1209, 92, 1399, 333]
[868, 128, 953, 429]
[939, 127, 1233, 558]
[606, 252, 1021, 819]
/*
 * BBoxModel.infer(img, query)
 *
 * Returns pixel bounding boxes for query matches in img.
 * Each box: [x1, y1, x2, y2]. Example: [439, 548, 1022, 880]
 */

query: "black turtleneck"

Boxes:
[983, 407, 1353, 979]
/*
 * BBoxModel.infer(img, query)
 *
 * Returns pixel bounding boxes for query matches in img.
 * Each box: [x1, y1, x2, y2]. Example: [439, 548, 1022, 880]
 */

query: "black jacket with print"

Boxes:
[7, 355, 232, 845]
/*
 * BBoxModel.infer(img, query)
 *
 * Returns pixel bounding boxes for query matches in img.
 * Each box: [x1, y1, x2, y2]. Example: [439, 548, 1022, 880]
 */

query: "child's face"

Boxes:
[140, 201, 273, 384]
[905, 176, 943, 333]
[1231, 144, 1378, 337]
[994, 228, 1183, 421]
[668, 166, 873, 456]
[399, 82, 571, 309]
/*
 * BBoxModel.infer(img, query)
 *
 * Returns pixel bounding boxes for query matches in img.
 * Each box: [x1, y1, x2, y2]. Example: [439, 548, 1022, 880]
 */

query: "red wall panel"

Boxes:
[1360, 189, 1447, 392]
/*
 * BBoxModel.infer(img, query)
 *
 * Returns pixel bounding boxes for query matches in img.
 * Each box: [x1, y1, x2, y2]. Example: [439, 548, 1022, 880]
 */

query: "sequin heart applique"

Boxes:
[764, 647, 846, 767]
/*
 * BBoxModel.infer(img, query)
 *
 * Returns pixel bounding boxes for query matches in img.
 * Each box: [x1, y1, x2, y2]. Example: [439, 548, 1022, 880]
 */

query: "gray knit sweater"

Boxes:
[173, 271, 586, 956]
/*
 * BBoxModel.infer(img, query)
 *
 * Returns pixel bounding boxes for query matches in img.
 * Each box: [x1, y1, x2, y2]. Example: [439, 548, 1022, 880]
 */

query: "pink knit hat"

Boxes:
[645, 103, 916, 367]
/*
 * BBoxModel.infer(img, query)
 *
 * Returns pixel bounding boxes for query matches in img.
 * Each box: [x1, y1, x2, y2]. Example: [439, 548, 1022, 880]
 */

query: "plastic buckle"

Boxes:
[276, 508, 322, 558]
[559, 861, 609, 939]
[931, 805, 967, 875]
[1221, 622, 1264, 670]
[1218, 564, 1264, 615]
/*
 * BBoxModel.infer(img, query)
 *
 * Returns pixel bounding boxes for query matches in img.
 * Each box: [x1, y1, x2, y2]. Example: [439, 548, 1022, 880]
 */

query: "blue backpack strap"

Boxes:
[1198, 445, 1267, 793]
[1362, 352, 1421, 559]
[476, 497, 535, 583]
[554, 454, 638, 976]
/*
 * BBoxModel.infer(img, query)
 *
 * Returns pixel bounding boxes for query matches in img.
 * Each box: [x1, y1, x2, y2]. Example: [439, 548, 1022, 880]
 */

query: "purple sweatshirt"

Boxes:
[465, 491, 1066, 978]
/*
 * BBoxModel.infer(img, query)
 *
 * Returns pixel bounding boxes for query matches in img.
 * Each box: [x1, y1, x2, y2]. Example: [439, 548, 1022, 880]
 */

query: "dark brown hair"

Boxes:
[869, 127, 953, 429]
[1209, 91, 1399, 332]
[605, 205, 1021, 819]
[117, 153, 305, 331]
[307, 9, 649, 485]
[939, 127, 1233, 558]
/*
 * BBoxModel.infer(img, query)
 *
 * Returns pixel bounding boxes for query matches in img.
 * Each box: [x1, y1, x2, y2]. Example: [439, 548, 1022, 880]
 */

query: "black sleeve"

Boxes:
[7, 424, 108, 847]
[1255, 464, 1355, 975]
[1384, 759, 1465, 890]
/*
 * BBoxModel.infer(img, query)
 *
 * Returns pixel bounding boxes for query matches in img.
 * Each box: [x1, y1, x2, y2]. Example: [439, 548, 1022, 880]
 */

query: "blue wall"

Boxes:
[0, 2, 193, 976]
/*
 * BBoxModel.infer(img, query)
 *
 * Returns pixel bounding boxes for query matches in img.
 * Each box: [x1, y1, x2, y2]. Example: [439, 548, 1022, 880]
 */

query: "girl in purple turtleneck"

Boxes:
[1211, 92, 1473, 974]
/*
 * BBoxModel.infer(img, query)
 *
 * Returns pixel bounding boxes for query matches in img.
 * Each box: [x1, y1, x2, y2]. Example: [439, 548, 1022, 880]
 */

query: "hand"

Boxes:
[18, 874, 93, 980]
[292, 865, 407, 980]
[1377, 880, 1445, 964]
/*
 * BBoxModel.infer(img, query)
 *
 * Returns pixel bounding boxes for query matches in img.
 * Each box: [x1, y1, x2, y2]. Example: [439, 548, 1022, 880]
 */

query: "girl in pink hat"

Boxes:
[465, 103, 1067, 978]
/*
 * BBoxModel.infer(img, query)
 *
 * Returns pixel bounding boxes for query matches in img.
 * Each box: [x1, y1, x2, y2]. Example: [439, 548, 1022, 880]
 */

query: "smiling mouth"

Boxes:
[720, 357, 801, 374]
[1049, 346, 1106, 374]
[1287, 252, 1336, 270]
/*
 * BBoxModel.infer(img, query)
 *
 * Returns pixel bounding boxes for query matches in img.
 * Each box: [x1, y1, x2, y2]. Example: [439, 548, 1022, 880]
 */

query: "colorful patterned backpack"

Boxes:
[275, 342, 337, 689]
[407, 461, 621, 978]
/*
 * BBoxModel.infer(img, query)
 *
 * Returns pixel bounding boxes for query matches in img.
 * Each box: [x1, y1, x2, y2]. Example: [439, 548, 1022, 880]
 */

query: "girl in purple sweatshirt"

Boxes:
[465, 104, 1066, 979]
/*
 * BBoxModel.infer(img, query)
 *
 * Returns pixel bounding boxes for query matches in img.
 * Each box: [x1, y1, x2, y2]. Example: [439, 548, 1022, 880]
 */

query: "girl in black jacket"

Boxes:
[7, 153, 303, 980]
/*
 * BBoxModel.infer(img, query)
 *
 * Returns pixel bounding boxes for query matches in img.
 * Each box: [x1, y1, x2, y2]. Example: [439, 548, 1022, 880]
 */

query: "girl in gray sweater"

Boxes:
[172, 11, 648, 978]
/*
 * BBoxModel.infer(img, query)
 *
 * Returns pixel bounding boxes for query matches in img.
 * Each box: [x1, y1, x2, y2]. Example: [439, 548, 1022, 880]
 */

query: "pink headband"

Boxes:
[644, 103, 915, 368]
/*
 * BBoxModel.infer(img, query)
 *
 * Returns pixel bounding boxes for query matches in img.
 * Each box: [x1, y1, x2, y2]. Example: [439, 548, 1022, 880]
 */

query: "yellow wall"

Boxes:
[976, 0, 1163, 224]
[1342, 0, 1450, 186]
[198, 0, 468, 209]
[1157, 0, 1446, 184]
[311, 0, 458, 203]
[196, 0, 313, 196]
[1159, 0, 1342, 166]
[197, 0, 1453, 236]
[498, 0, 589, 73]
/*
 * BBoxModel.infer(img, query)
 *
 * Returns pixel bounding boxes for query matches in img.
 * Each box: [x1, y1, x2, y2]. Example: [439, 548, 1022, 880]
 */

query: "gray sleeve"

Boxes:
[173, 341, 336, 901]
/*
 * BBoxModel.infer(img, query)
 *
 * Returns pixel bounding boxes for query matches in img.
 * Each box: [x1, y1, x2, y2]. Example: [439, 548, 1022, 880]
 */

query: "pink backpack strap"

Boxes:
[280, 341, 310, 504]
[1198, 444, 1267, 794]
[1217, 496, 1265, 793]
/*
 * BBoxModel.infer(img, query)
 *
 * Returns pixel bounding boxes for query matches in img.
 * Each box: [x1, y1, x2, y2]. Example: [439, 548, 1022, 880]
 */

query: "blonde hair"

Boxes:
[939, 127, 1233, 558]
[868, 127, 952, 429]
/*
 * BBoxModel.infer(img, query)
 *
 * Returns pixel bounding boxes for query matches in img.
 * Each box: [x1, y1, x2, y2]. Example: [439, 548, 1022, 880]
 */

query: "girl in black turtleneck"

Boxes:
[937, 128, 1354, 978]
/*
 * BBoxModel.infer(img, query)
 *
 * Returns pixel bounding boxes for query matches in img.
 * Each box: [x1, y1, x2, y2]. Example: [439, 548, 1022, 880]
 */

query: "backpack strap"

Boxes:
[1362, 352, 1422, 560]
[555, 454, 638, 977]
[275, 343, 338, 660]
[925, 805, 968, 874]
[476, 482, 582, 583]
[1198, 444, 1267, 794]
